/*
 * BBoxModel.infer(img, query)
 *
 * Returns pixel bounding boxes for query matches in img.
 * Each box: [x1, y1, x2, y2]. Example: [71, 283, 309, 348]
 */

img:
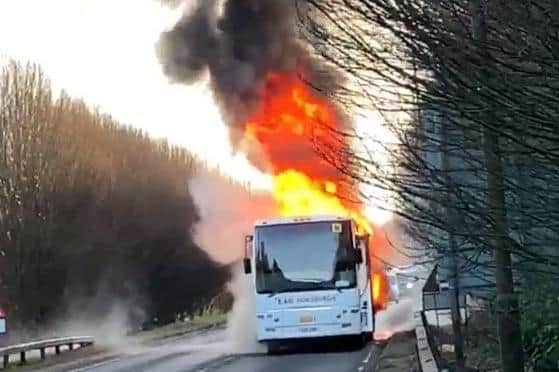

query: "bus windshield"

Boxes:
[254, 220, 357, 294]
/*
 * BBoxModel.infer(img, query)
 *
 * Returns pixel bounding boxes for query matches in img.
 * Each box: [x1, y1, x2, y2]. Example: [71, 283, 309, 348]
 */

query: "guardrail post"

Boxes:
[0, 335, 94, 368]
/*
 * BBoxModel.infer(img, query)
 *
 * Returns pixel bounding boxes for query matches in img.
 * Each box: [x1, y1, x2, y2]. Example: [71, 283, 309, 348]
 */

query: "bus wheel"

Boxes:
[267, 341, 281, 355]
[348, 335, 365, 350]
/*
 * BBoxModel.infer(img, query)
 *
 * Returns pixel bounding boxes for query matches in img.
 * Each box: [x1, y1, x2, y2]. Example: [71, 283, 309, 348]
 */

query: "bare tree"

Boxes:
[299, 1, 559, 370]
[0, 62, 230, 334]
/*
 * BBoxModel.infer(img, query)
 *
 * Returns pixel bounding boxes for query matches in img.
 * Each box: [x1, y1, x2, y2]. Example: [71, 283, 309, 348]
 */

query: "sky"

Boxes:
[0, 0, 272, 190]
[0, 0, 394, 224]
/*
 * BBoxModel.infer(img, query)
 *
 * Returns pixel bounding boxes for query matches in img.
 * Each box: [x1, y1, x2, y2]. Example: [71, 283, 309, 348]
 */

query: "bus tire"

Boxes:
[266, 341, 281, 355]
[348, 335, 365, 350]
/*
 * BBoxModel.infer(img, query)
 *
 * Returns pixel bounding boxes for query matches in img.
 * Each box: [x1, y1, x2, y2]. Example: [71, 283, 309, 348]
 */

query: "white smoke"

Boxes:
[374, 279, 422, 338]
[43, 288, 145, 350]
[223, 264, 265, 353]
[189, 168, 272, 353]
[189, 168, 274, 264]
[51, 302, 142, 348]
[374, 298, 415, 338]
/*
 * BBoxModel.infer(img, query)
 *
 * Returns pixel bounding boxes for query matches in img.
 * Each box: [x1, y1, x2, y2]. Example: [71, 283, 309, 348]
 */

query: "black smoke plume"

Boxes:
[157, 0, 341, 146]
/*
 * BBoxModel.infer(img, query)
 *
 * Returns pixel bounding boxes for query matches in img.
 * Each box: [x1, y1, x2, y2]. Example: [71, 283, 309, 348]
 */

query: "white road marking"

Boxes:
[69, 357, 121, 372]
[357, 345, 375, 371]
[362, 346, 374, 364]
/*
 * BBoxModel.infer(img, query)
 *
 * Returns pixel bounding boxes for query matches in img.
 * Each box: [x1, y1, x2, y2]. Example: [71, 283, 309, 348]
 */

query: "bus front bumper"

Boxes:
[257, 319, 362, 342]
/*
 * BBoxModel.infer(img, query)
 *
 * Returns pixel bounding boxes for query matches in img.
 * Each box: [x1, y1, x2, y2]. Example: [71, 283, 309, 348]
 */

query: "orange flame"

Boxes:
[272, 170, 372, 233]
[372, 270, 389, 311]
[243, 73, 370, 231]
[242, 71, 389, 308]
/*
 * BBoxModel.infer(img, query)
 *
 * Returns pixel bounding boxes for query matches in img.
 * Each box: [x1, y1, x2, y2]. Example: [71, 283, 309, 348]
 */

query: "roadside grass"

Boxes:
[129, 312, 227, 343]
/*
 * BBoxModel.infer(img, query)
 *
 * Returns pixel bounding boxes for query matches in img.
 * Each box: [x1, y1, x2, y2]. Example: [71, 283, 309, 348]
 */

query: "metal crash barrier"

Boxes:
[0, 336, 94, 368]
[415, 310, 439, 372]
[414, 266, 442, 372]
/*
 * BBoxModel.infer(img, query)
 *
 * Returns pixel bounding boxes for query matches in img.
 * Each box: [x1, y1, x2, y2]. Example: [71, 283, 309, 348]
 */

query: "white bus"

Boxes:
[242, 215, 375, 353]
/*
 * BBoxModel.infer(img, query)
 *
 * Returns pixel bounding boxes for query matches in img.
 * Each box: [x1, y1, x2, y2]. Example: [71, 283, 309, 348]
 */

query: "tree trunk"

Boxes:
[440, 113, 465, 370]
[482, 126, 524, 372]
[470, 1, 524, 371]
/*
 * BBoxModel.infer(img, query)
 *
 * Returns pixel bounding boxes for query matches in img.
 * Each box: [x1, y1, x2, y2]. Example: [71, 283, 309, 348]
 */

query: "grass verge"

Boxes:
[131, 312, 227, 343]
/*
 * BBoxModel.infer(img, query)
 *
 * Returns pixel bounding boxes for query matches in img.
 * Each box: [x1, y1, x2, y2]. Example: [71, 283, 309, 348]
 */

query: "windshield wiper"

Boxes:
[295, 278, 327, 283]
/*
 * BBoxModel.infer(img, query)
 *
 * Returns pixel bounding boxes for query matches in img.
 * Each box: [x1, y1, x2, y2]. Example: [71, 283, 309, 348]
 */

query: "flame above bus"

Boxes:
[243, 73, 371, 233]
[242, 72, 387, 308]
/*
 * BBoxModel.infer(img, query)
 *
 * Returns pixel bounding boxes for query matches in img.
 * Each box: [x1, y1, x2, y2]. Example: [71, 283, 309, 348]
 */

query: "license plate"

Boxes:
[300, 327, 318, 333]
[299, 314, 313, 323]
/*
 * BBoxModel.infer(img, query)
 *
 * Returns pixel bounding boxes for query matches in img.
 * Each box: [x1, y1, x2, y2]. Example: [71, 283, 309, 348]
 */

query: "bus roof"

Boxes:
[254, 215, 351, 227]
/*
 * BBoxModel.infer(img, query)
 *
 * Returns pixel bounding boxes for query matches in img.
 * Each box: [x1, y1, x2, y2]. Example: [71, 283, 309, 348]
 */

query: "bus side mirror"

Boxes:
[243, 235, 253, 274]
[243, 258, 252, 274]
[245, 235, 253, 254]
[355, 248, 363, 264]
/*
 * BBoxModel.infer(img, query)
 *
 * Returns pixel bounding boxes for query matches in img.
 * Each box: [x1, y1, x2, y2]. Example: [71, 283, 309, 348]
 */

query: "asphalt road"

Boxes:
[39, 270, 425, 372]
[44, 329, 382, 372]
[194, 342, 382, 372]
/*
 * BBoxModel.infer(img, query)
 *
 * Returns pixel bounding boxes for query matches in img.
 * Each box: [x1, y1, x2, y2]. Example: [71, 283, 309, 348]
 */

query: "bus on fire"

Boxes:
[242, 215, 379, 353]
